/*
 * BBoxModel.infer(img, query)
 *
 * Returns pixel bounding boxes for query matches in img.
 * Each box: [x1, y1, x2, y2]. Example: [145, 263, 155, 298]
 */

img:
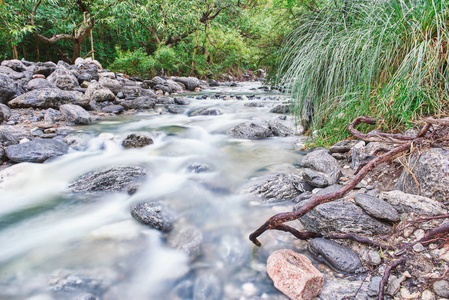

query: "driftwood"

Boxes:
[248, 116, 449, 300]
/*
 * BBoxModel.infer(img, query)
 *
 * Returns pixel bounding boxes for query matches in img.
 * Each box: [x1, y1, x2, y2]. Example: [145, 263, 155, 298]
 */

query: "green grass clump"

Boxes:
[278, 0, 449, 145]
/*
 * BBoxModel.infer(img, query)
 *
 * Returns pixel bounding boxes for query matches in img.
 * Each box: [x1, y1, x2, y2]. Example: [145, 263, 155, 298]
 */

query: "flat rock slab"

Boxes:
[5, 138, 68, 163]
[9, 88, 88, 109]
[309, 238, 362, 274]
[267, 249, 324, 300]
[131, 202, 175, 233]
[188, 107, 222, 116]
[69, 166, 147, 194]
[379, 190, 447, 216]
[354, 193, 400, 222]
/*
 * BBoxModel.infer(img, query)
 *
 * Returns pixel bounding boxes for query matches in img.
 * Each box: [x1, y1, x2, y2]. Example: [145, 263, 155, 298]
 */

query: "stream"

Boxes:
[0, 82, 307, 300]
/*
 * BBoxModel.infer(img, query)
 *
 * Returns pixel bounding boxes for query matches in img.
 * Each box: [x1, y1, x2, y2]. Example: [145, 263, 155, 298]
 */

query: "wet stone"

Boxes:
[186, 163, 212, 173]
[354, 193, 400, 222]
[5, 138, 68, 163]
[167, 226, 203, 259]
[227, 122, 273, 139]
[122, 133, 153, 148]
[102, 105, 124, 114]
[270, 104, 290, 114]
[188, 107, 222, 116]
[131, 202, 175, 233]
[193, 274, 222, 300]
[308, 238, 362, 274]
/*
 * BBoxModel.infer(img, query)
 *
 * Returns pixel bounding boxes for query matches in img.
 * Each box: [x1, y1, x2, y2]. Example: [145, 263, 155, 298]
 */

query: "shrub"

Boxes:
[109, 47, 155, 78]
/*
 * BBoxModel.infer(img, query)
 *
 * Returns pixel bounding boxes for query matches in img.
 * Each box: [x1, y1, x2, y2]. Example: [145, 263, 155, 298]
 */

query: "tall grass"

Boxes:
[278, 0, 449, 145]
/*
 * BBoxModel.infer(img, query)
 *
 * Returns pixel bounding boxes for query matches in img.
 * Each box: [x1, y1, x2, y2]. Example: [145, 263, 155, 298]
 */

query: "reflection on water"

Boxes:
[0, 82, 303, 299]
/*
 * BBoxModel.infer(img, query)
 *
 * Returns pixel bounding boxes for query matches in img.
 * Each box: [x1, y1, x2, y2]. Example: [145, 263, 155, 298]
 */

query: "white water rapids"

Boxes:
[0, 82, 307, 300]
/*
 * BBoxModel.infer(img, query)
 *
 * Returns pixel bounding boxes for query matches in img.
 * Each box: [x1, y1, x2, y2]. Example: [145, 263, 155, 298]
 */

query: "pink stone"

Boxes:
[267, 249, 324, 300]
[33, 74, 46, 79]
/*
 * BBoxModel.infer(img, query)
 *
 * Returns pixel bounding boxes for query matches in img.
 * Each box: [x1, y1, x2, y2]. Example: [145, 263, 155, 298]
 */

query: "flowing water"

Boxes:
[0, 82, 307, 300]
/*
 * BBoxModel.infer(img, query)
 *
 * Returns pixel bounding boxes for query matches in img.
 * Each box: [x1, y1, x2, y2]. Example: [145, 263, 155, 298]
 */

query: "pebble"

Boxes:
[414, 229, 425, 240]
[401, 287, 420, 299]
[368, 276, 381, 297]
[433, 280, 449, 298]
[421, 289, 436, 300]
[413, 243, 425, 252]
[98, 132, 114, 140]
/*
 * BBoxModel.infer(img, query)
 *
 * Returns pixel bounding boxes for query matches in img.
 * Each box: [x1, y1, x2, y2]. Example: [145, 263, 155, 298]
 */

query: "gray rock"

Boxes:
[319, 278, 369, 300]
[295, 199, 391, 235]
[0, 125, 29, 145]
[395, 148, 449, 202]
[368, 276, 382, 297]
[5, 138, 68, 163]
[44, 108, 63, 124]
[1, 59, 26, 72]
[122, 133, 153, 148]
[188, 107, 222, 116]
[102, 105, 124, 114]
[208, 79, 220, 87]
[0, 66, 26, 80]
[85, 81, 116, 102]
[244, 102, 264, 107]
[69, 166, 146, 194]
[156, 96, 175, 105]
[173, 77, 201, 91]
[153, 84, 171, 94]
[351, 141, 392, 170]
[9, 88, 88, 109]
[299, 149, 342, 188]
[174, 97, 190, 105]
[193, 274, 222, 300]
[186, 163, 212, 173]
[25, 78, 56, 91]
[329, 140, 355, 153]
[121, 85, 153, 99]
[131, 202, 175, 232]
[167, 226, 203, 259]
[354, 193, 400, 222]
[63, 133, 90, 151]
[249, 174, 313, 203]
[34, 61, 57, 76]
[0, 73, 18, 104]
[270, 104, 290, 114]
[433, 280, 449, 298]
[47, 68, 80, 90]
[227, 122, 273, 139]
[60, 104, 92, 125]
[73, 293, 98, 300]
[0, 104, 11, 123]
[309, 238, 362, 274]
[386, 275, 405, 297]
[98, 77, 124, 94]
[268, 120, 294, 137]
[121, 96, 156, 110]
[0, 147, 4, 163]
[379, 190, 447, 216]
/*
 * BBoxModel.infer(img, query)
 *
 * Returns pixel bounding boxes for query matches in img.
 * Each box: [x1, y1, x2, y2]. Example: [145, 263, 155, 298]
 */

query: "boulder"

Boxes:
[208, 79, 220, 87]
[60, 104, 92, 125]
[69, 166, 147, 194]
[166, 79, 183, 93]
[131, 202, 175, 232]
[329, 140, 355, 154]
[173, 77, 201, 91]
[298, 149, 342, 188]
[122, 133, 153, 148]
[267, 249, 324, 300]
[268, 120, 294, 137]
[188, 107, 222, 116]
[102, 105, 124, 114]
[0, 73, 18, 104]
[270, 104, 290, 114]
[351, 141, 393, 170]
[5, 138, 68, 163]
[379, 190, 447, 216]
[8, 88, 88, 109]
[25, 78, 56, 91]
[34, 61, 57, 77]
[47, 68, 80, 90]
[156, 96, 175, 105]
[85, 81, 116, 102]
[227, 122, 273, 139]
[395, 148, 449, 201]
[295, 199, 392, 235]
[249, 174, 313, 203]
[121, 96, 156, 110]
[308, 238, 362, 274]
[0, 125, 30, 146]
[0, 104, 11, 124]
[354, 193, 400, 222]
[0, 66, 26, 80]
[44, 108, 63, 124]
[174, 97, 190, 105]
[1, 59, 26, 72]
[153, 84, 171, 94]
[98, 77, 124, 94]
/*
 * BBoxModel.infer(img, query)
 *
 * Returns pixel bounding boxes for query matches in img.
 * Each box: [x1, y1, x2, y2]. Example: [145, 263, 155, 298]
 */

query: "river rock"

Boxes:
[208, 79, 220, 87]
[5, 138, 68, 163]
[270, 104, 290, 114]
[0, 66, 26, 80]
[0, 104, 11, 123]
[154, 84, 171, 94]
[319, 278, 369, 300]
[309, 238, 362, 274]
[329, 140, 355, 154]
[60, 104, 92, 125]
[193, 274, 222, 300]
[34, 61, 57, 77]
[131, 202, 175, 232]
[156, 96, 175, 105]
[69, 166, 147, 193]
[85, 81, 116, 102]
[47, 67, 80, 90]
[102, 105, 124, 114]
[189, 107, 222, 116]
[249, 174, 313, 203]
[268, 120, 294, 137]
[379, 190, 447, 215]
[433, 280, 449, 298]
[44, 108, 63, 124]
[9, 88, 88, 109]
[354, 193, 400, 222]
[267, 249, 324, 300]
[25, 78, 56, 91]
[0, 125, 29, 145]
[295, 199, 391, 235]
[167, 226, 203, 259]
[173, 77, 201, 91]
[121, 96, 156, 110]
[166, 79, 183, 93]
[351, 141, 393, 170]
[227, 122, 273, 139]
[1, 59, 26, 72]
[395, 148, 449, 202]
[174, 97, 190, 105]
[73, 293, 98, 300]
[98, 77, 124, 94]
[122, 133, 153, 148]
[0, 74, 18, 104]
[299, 149, 342, 188]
